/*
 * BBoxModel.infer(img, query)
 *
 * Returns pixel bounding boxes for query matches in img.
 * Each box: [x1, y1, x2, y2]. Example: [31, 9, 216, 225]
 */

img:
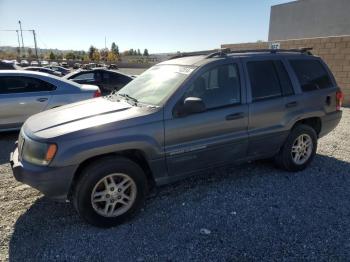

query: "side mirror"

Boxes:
[175, 97, 206, 117]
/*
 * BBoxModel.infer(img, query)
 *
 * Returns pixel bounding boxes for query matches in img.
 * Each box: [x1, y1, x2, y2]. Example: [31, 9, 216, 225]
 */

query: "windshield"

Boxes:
[116, 64, 195, 106]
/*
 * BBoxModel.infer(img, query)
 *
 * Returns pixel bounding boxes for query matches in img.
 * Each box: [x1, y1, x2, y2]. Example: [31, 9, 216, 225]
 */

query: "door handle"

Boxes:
[226, 112, 244, 121]
[285, 101, 298, 108]
[37, 97, 48, 102]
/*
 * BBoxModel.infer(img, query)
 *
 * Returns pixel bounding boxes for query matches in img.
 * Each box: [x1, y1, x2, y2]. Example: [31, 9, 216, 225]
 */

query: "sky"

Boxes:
[0, 0, 292, 54]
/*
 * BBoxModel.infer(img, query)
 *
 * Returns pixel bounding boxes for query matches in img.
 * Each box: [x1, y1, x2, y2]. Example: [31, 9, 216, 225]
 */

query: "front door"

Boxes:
[164, 61, 249, 177]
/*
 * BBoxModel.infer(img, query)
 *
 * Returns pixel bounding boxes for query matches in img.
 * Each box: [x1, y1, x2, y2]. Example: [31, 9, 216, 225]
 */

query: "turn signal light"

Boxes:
[45, 144, 57, 162]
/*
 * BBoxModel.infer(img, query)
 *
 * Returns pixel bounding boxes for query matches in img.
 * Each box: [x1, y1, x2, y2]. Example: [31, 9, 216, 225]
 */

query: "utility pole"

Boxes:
[16, 30, 21, 58]
[18, 20, 25, 57]
[105, 36, 107, 49]
[32, 30, 39, 61]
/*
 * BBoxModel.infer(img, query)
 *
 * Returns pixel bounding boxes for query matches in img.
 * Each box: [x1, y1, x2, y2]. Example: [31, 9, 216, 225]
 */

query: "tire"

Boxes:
[72, 156, 147, 228]
[274, 124, 317, 172]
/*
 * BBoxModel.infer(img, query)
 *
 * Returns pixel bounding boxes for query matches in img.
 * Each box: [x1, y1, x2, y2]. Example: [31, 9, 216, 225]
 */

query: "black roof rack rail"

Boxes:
[168, 48, 229, 60]
[168, 47, 313, 60]
[225, 47, 313, 55]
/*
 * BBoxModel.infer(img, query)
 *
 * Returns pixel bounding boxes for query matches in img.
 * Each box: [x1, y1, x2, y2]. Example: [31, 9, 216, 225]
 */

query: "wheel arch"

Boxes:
[67, 149, 155, 200]
[292, 117, 322, 136]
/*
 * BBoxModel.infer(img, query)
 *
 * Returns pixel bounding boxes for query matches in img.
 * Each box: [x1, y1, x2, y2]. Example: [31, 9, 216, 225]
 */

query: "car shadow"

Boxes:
[8, 154, 350, 261]
[0, 131, 18, 165]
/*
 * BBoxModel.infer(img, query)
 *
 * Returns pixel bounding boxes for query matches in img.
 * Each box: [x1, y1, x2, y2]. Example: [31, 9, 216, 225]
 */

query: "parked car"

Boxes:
[64, 68, 133, 95]
[108, 64, 119, 70]
[0, 70, 101, 131]
[50, 61, 59, 66]
[73, 63, 81, 69]
[81, 63, 97, 70]
[30, 61, 39, 66]
[44, 65, 70, 76]
[24, 66, 62, 76]
[0, 60, 18, 70]
[40, 60, 49, 66]
[11, 49, 343, 227]
[20, 60, 29, 67]
[60, 61, 68, 68]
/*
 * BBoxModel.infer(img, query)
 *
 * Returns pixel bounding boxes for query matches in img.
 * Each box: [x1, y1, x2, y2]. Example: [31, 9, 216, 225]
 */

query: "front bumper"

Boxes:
[10, 145, 77, 201]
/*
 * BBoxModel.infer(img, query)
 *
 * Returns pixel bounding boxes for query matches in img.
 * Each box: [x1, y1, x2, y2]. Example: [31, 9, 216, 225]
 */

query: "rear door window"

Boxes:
[274, 60, 294, 96]
[289, 59, 333, 91]
[72, 72, 94, 81]
[247, 61, 282, 101]
[109, 73, 132, 85]
[0, 76, 55, 94]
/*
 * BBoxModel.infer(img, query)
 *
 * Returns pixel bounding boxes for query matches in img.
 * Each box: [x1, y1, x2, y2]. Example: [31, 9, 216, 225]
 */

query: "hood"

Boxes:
[23, 97, 148, 139]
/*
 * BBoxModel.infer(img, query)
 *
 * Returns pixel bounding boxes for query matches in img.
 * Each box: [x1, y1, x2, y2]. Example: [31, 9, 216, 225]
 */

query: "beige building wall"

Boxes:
[222, 35, 350, 105]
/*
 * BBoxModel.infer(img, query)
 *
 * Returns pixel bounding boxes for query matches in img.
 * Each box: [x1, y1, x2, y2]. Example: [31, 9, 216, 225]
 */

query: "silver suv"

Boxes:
[11, 49, 343, 227]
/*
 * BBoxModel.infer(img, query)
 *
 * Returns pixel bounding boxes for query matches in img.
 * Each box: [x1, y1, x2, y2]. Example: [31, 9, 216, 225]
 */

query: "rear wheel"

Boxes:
[275, 124, 317, 172]
[73, 157, 147, 228]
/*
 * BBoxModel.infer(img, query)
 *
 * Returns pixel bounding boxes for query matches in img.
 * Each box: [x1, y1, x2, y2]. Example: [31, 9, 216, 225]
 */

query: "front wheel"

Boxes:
[73, 157, 147, 228]
[275, 124, 317, 172]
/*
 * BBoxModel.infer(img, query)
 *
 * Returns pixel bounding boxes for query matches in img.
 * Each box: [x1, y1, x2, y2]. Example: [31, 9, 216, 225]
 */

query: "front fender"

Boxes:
[52, 134, 163, 167]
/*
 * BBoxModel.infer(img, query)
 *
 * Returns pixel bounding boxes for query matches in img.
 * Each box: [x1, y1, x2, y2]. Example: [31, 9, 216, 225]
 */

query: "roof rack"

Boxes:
[168, 47, 313, 60]
[168, 49, 223, 60]
[225, 47, 313, 55]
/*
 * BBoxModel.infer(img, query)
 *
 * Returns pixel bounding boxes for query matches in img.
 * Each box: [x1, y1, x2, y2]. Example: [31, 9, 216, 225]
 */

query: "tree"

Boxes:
[100, 48, 109, 61]
[49, 51, 56, 60]
[92, 50, 100, 61]
[137, 49, 141, 56]
[65, 52, 75, 60]
[107, 51, 117, 62]
[111, 42, 119, 55]
[88, 45, 97, 60]
[56, 52, 63, 60]
[143, 48, 149, 56]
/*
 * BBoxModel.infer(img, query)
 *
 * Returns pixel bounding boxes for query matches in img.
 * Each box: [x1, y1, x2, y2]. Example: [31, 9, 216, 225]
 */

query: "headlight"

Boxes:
[22, 139, 57, 166]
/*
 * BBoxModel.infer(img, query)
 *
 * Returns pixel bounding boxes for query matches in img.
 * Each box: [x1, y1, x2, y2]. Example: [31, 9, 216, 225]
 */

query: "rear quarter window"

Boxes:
[289, 59, 333, 92]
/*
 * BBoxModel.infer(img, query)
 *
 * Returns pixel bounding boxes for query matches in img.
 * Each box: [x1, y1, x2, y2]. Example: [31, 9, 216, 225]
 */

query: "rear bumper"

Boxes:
[10, 145, 76, 201]
[319, 110, 342, 138]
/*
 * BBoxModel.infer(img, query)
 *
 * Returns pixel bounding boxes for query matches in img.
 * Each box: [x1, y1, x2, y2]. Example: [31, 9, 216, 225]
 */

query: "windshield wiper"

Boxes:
[118, 93, 139, 105]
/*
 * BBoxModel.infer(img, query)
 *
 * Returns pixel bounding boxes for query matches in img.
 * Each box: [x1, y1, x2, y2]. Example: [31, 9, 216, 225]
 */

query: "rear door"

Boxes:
[244, 57, 298, 158]
[164, 60, 249, 177]
[0, 76, 54, 130]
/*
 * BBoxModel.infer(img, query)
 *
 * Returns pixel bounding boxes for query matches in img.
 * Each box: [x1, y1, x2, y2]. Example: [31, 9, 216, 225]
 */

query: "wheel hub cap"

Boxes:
[91, 173, 137, 217]
[291, 134, 313, 165]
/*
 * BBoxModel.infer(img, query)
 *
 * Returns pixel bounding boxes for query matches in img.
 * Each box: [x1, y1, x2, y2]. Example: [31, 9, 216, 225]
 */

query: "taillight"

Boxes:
[93, 89, 101, 98]
[336, 90, 344, 111]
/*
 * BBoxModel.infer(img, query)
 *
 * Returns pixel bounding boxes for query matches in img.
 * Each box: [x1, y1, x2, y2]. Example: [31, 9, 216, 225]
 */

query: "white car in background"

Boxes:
[20, 60, 29, 67]
[30, 61, 39, 66]
[0, 70, 101, 131]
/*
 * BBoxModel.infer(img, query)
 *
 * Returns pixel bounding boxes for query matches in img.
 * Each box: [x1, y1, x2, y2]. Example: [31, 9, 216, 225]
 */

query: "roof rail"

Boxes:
[168, 48, 229, 60]
[226, 47, 313, 55]
[168, 47, 313, 60]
